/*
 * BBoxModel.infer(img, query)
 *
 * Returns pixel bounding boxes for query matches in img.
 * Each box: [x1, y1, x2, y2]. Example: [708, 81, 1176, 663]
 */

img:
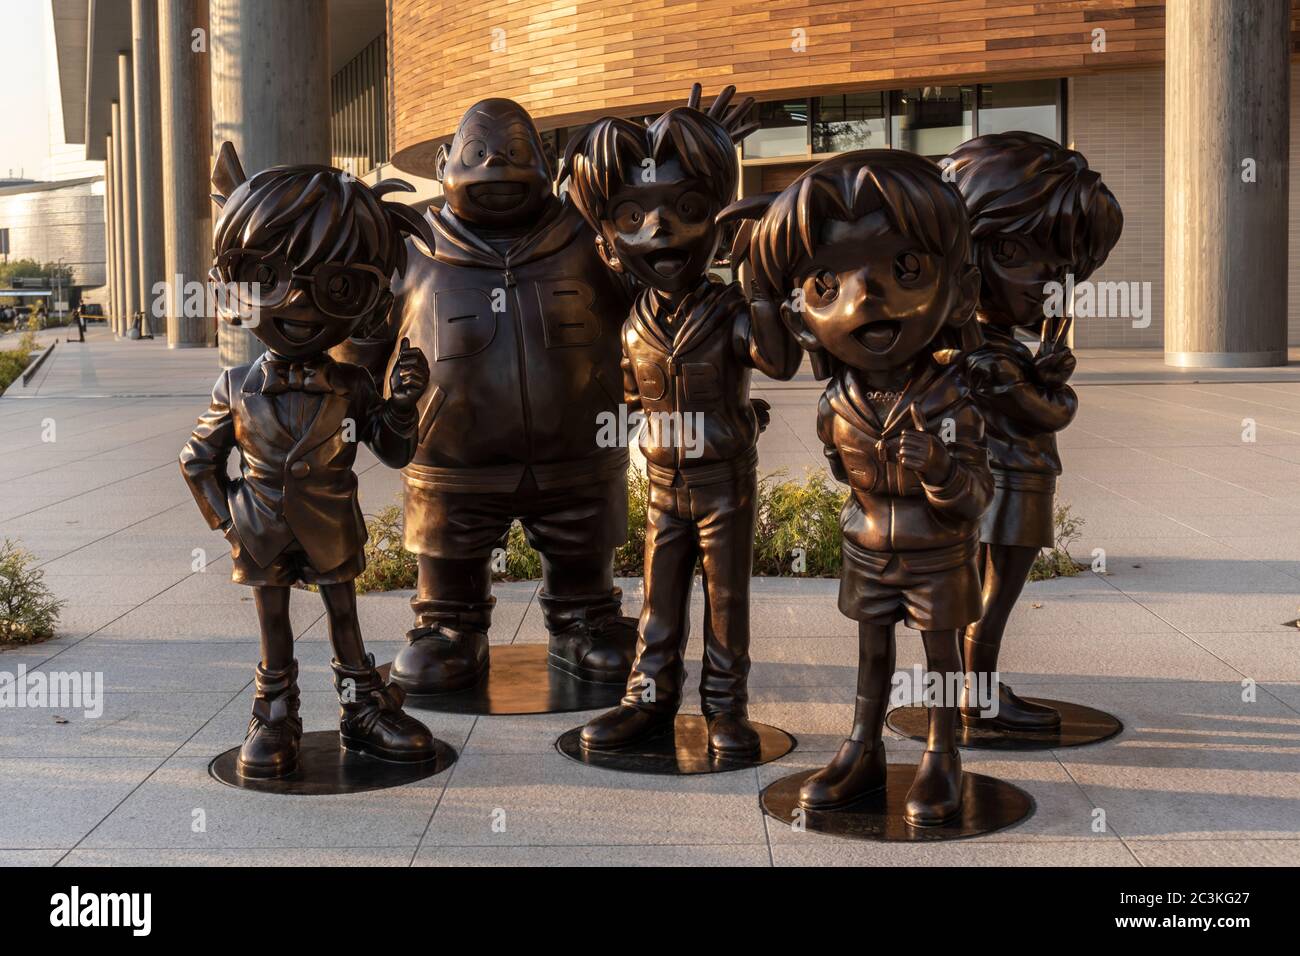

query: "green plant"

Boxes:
[612, 469, 649, 575]
[0, 335, 35, 394]
[1029, 502, 1085, 581]
[353, 505, 417, 593]
[0, 539, 65, 646]
[753, 469, 846, 576]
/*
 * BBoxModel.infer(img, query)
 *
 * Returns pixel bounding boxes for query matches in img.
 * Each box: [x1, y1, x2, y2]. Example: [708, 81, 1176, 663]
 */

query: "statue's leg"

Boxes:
[525, 472, 636, 682]
[797, 621, 893, 810]
[904, 628, 965, 827]
[696, 472, 761, 756]
[391, 478, 503, 693]
[321, 581, 435, 762]
[580, 479, 694, 749]
[962, 542, 1060, 729]
[240, 585, 302, 778]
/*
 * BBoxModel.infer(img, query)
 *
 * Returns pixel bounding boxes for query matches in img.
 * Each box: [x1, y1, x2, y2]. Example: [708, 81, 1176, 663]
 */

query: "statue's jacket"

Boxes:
[965, 326, 1077, 477]
[623, 276, 800, 484]
[818, 359, 993, 569]
[346, 196, 633, 495]
[179, 354, 417, 573]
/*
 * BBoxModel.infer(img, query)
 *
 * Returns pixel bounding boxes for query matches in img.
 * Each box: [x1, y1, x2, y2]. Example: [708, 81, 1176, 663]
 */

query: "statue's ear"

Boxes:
[211, 141, 246, 207]
[542, 138, 558, 181]
[948, 262, 981, 328]
[595, 235, 623, 274]
[433, 143, 450, 183]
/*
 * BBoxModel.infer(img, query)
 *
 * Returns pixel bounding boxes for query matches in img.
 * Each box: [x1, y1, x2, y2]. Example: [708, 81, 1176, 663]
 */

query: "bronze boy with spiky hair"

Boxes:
[745, 150, 992, 825]
[180, 145, 438, 778]
[563, 87, 801, 756]
[946, 132, 1123, 733]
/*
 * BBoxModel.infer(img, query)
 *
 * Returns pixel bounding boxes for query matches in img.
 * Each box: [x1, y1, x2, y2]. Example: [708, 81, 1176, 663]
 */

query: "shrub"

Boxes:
[355, 467, 848, 592]
[1029, 502, 1085, 581]
[754, 469, 845, 576]
[0, 335, 35, 394]
[0, 539, 65, 646]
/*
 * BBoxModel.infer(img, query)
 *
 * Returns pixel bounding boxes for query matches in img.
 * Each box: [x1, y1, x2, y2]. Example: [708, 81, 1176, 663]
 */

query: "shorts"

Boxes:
[401, 469, 628, 559]
[230, 538, 365, 588]
[838, 537, 982, 630]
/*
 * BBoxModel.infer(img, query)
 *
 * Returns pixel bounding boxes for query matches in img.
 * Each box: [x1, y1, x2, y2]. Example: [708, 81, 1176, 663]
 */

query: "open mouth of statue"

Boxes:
[276, 318, 320, 345]
[853, 320, 901, 353]
[468, 182, 528, 211]
[646, 249, 689, 278]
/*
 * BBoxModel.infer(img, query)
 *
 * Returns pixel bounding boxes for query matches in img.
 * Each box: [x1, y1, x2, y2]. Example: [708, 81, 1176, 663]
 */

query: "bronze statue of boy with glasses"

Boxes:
[180, 144, 439, 779]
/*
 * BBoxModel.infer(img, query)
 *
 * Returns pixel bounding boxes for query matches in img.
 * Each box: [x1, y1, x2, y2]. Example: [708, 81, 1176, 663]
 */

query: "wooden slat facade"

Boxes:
[390, 0, 1298, 175]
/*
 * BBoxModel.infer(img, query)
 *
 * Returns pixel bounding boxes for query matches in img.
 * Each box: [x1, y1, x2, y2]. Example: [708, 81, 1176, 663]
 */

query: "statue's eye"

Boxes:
[991, 238, 1020, 266]
[675, 191, 708, 224]
[325, 274, 353, 302]
[613, 201, 643, 232]
[894, 252, 922, 282]
[461, 139, 487, 166]
[506, 138, 533, 164]
[808, 269, 839, 303]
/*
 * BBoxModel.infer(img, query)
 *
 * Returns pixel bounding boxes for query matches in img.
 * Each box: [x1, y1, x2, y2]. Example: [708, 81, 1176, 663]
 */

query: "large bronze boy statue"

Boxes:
[181, 146, 438, 777]
[563, 87, 800, 756]
[946, 132, 1122, 732]
[748, 151, 992, 825]
[339, 100, 638, 693]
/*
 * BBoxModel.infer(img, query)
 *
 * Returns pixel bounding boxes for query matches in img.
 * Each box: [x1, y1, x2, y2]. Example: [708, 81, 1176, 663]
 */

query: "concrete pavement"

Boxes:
[1, 329, 1298, 866]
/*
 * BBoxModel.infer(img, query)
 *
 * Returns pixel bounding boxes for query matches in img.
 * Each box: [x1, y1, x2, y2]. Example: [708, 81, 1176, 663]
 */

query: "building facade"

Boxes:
[51, 0, 1297, 364]
[0, 176, 106, 295]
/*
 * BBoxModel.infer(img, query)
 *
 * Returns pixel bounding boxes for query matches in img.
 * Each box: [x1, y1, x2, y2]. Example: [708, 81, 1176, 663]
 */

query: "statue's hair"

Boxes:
[562, 106, 739, 232]
[212, 162, 434, 281]
[748, 149, 972, 295]
[946, 131, 1122, 282]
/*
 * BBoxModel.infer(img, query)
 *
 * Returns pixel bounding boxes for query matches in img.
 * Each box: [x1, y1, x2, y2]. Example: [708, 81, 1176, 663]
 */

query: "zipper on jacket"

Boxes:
[504, 259, 533, 461]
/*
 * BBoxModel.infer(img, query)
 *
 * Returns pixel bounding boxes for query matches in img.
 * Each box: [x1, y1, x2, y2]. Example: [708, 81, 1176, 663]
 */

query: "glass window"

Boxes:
[812, 93, 887, 154]
[977, 81, 1059, 141]
[742, 100, 808, 159]
[889, 86, 974, 158]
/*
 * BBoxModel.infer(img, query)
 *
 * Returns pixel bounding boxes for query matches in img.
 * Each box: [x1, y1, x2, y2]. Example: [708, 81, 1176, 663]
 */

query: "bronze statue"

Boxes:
[743, 150, 992, 825]
[337, 99, 638, 694]
[180, 144, 439, 778]
[562, 85, 799, 757]
[946, 132, 1123, 732]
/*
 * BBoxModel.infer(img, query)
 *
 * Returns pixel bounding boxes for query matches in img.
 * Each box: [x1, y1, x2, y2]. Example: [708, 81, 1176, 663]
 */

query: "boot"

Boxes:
[797, 739, 887, 810]
[580, 705, 677, 751]
[706, 711, 761, 758]
[333, 654, 437, 763]
[391, 622, 489, 694]
[544, 593, 638, 683]
[904, 749, 963, 827]
[238, 661, 303, 779]
[961, 680, 1061, 731]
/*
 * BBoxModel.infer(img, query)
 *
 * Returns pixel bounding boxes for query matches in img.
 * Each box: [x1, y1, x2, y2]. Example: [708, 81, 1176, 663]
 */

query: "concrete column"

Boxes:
[210, 0, 331, 367]
[1165, 0, 1291, 367]
[132, 0, 166, 339]
[117, 52, 140, 337]
[104, 136, 118, 328]
[110, 104, 129, 336]
[159, 0, 215, 348]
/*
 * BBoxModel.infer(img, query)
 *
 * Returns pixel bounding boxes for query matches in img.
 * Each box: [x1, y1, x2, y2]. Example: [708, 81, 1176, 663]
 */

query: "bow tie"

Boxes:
[260, 359, 332, 395]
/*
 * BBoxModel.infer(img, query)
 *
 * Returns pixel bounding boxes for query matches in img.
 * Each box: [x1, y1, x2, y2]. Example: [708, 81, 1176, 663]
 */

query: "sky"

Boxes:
[0, 0, 63, 180]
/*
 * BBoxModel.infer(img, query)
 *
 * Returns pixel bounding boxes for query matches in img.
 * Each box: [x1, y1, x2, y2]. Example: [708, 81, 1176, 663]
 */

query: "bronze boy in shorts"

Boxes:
[180, 145, 438, 778]
[747, 150, 992, 824]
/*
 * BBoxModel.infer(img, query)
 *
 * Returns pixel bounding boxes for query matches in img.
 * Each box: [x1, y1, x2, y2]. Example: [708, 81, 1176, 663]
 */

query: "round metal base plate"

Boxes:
[885, 698, 1123, 750]
[208, 730, 457, 795]
[555, 714, 796, 775]
[376, 645, 626, 716]
[761, 764, 1034, 841]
